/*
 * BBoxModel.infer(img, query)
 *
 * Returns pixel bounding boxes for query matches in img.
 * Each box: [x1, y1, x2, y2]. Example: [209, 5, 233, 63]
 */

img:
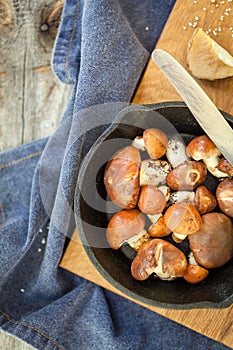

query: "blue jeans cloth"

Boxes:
[0, 1, 232, 349]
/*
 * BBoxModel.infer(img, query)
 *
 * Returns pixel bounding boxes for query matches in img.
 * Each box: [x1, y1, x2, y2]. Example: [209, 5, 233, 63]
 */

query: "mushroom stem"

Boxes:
[203, 157, 229, 178]
[147, 213, 162, 224]
[132, 136, 146, 151]
[169, 191, 195, 205]
[166, 135, 189, 168]
[140, 159, 171, 187]
[126, 229, 150, 251]
[188, 251, 198, 265]
[158, 185, 171, 202]
[172, 232, 188, 243]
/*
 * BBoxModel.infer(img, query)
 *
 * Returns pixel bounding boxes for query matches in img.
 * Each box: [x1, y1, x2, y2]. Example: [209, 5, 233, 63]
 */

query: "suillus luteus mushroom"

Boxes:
[166, 160, 207, 191]
[143, 128, 168, 159]
[164, 202, 202, 242]
[106, 209, 149, 251]
[138, 185, 166, 215]
[186, 135, 229, 178]
[189, 212, 233, 269]
[216, 178, 233, 218]
[104, 146, 141, 209]
[131, 239, 188, 281]
[217, 158, 233, 177]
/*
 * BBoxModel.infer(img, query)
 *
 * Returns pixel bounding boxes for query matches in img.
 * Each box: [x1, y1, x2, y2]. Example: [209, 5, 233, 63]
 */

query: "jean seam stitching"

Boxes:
[0, 306, 65, 350]
[0, 151, 43, 171]
[65, 0, 79, 83]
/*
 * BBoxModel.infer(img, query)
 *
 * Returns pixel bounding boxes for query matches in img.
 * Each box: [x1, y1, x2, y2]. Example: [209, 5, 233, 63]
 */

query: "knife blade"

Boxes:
[152, 49, 233, 166]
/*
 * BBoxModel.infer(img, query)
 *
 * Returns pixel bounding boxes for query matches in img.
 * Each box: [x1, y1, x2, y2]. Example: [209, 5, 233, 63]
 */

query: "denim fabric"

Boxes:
[0, 1, 232, 349]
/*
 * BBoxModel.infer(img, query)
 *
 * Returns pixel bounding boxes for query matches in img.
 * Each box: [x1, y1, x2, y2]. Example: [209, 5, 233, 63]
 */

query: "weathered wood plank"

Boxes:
[0, 1, 70, 348]
[0, 0, 72, 152]
[0, 331, 35, 350]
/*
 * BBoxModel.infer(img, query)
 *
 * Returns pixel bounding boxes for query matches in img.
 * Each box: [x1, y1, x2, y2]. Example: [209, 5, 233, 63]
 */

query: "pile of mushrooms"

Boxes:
[104, 128, 233, 284]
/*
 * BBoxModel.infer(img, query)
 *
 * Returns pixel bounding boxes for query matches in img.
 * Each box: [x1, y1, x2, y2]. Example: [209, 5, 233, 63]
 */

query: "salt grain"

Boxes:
[20, 289, 25, 293]
[39, 228, 43, 233]
[213, 30, 218, 36]
[145, 26, 149, 31]
[41, 238, 46, 244]
[38, 248, 42, 252]
[203, 7, 207, 10]
[183, 26, 187, 30]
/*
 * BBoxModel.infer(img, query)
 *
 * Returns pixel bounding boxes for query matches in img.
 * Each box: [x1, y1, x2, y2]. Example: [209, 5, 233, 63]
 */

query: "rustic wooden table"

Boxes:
[0, 1, 70, 349]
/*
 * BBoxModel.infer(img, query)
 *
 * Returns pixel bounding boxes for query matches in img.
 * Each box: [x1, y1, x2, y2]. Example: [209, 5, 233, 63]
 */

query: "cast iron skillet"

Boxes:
[74, 101, 233, 309]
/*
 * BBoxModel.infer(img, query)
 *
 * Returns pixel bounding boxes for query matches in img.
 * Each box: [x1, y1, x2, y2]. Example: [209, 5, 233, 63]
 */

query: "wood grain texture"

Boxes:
[61, 0, 233, 348]
[0, 331, 35, 350]
[0, 0, 72, 152]
[0, 1, 70, 348]
[133, 0, 233, 117]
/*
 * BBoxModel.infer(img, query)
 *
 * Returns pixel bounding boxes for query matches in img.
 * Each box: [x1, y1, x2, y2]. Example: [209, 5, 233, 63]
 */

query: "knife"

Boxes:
[152, 49, 233, 166]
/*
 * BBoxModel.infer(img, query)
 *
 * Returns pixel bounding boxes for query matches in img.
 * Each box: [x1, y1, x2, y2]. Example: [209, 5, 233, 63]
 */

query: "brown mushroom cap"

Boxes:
[183, 264, 209, 284]
[164, 202, 202, 235]
[166, 160, 207, 191]
[216, 178, 233, 217]
[106, 209, 146, 250]
[148, 216, 171, 237]
[138, 185, 166, 215]
[195, 185, 217, 215]
[217, 158, 233, 177]
[104, 146, 141, 209]
[186, 135, 221, 160]
[189, 212, 233, 268]
[143, 128, 168, 159]
[131, 238, 187, 281]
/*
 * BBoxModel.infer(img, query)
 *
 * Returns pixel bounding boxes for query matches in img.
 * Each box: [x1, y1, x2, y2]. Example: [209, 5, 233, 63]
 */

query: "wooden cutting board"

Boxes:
[133, 0, 233, 114]
[60, 0, 233, 348]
